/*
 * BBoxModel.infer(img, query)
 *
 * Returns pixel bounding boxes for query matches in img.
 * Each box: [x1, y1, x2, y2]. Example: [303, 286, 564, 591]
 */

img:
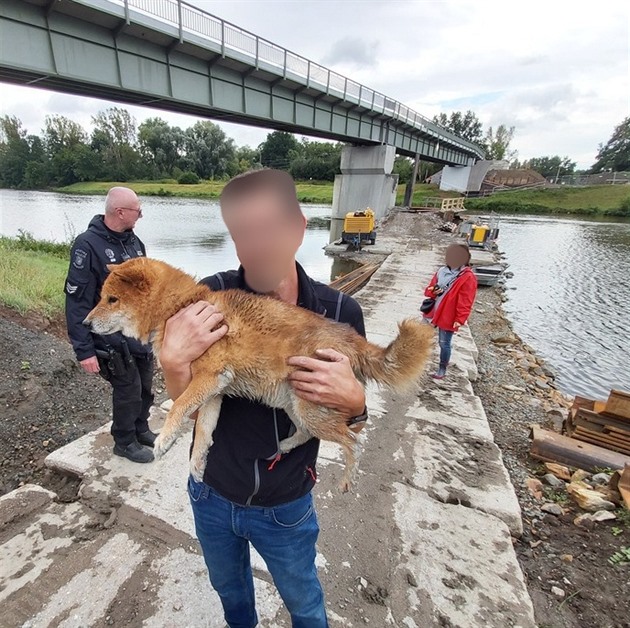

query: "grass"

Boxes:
[57, 180, 462, 207]
[57, 179, 336, 204]
[465, 185, 630, 216]
[56, 179, 630, 216]
[0, 233, 70, 317]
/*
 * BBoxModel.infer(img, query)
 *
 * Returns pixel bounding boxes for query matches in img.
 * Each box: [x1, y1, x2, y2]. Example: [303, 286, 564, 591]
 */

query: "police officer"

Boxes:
[65, 186, 156, 463]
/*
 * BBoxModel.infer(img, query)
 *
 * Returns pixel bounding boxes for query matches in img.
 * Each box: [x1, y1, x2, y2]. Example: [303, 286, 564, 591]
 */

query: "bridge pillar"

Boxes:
[330, 145, 399, 242]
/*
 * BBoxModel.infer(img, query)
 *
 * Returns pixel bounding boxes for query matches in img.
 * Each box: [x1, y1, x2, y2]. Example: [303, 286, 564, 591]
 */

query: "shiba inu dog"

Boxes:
[85, 257, 433, 491]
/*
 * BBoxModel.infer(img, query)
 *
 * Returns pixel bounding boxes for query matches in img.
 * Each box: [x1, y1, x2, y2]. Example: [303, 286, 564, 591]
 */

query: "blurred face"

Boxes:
[221, 190, 306, 293]
[445, 244, 469, 268]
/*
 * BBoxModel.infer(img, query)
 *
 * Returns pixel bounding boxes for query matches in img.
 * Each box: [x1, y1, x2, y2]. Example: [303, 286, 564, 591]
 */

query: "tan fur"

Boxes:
[85, 258, 434, 491]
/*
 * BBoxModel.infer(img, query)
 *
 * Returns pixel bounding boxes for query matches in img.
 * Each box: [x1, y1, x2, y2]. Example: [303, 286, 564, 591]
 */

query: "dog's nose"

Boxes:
[82, 319, 92, 329]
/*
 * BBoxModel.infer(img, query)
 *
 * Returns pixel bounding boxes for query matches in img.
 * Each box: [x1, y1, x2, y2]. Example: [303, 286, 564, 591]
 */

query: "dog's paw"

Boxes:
[278, 438, 295, 454]
[190, 458, 206, 482]
[338, 479, 352, 494]
[153, 435, 172, 459]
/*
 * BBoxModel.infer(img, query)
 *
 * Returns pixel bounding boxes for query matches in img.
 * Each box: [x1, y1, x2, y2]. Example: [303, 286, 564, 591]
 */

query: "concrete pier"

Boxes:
[1, 213, 535, 627]
[330, 145, 399, 242]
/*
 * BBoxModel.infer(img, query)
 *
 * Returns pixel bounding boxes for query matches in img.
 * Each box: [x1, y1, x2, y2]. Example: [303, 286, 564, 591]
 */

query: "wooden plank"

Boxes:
[572, 427, 630, 452]
[605, 389, 630, 420]
[529, 426, 630, 471]
[574, 408, 630, 431]
[571, 433, 630, 456]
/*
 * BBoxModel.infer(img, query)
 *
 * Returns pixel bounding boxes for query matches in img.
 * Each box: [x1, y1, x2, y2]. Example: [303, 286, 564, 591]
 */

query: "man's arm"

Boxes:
[160, 302, 228, 405]
[65, 244, 100, 373]
[287, 294, 366, 420]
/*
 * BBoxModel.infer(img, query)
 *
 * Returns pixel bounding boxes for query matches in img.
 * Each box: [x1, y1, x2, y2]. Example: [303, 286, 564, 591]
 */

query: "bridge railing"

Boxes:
[105, 0, 483, 157]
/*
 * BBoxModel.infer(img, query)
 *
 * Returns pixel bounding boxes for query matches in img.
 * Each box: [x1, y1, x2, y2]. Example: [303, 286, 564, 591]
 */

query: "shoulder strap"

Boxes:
[334, 291, 344, 322]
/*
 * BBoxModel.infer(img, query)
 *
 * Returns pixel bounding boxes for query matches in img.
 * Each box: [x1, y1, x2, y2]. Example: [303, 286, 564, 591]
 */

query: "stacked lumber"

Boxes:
[328, 263, 380, 295]
[566, 390, 630, 456]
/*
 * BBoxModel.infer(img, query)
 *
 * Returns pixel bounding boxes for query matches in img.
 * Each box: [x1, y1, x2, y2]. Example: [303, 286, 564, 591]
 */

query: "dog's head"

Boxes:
[84, 258, 156, 342]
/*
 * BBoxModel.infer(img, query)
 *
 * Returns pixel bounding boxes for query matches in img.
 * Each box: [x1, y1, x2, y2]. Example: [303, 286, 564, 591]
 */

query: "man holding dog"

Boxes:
[65, 186, 156, 464]
[160, 169, 367, 627]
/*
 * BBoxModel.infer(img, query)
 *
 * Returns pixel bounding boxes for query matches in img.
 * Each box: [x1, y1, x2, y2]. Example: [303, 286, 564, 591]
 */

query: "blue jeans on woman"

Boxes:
[438, 328, 455, 375]
[188, 476, 328, 628]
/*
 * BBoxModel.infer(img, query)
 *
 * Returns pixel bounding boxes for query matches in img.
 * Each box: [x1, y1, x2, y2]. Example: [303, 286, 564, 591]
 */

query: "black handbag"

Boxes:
[420, 297, 436, 313]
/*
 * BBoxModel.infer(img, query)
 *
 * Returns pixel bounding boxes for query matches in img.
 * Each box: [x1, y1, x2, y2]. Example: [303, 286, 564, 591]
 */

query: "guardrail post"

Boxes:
[177, 0, 183, 43]
[307, 60, 310, 87]
[221, 19, 225, 57]
[283, 49, 287, 79]
[124, 0, 130, 25]
[255, 37, 259, 69]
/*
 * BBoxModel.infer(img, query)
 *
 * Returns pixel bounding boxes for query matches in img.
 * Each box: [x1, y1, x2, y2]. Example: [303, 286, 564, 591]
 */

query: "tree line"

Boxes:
[0, 108, 348, 189]
[1, 105, 626, 190]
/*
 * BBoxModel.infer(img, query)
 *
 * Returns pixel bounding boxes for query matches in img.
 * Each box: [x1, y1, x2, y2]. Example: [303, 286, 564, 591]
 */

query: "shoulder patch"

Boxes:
[72, 249, 88, 270]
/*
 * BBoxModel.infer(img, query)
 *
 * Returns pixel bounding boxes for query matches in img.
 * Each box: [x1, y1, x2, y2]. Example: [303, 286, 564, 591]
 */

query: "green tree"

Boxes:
[432, 110, 484, 144]
[484, 124, 516, 161]
[91, 107, 143, 180]
[43, 115, 93, 185]
[0, 116, 34, 188]
[393, 156, 414, 184]
[259, 131, 300, 169]
[288, 138, 341, 181]
[138, 117, 185, 177]
[591, 117, 630, 172]
[182, 121, 235, 179]
[525, 155, 576, 180]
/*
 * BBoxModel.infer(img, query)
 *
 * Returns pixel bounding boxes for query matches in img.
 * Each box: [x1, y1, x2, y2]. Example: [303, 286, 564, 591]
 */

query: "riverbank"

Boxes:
[55, 179, 455, 206]
[466, 249, 630, 628]
[0, 234, 70, 316]
[466, 184, 630, 216]
[47, 180, 630, 216]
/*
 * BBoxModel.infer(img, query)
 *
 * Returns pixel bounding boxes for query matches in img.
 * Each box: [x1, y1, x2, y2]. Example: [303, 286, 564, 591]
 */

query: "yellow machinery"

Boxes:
[341, 209, 376, 248]
[469, 224, 490, 247]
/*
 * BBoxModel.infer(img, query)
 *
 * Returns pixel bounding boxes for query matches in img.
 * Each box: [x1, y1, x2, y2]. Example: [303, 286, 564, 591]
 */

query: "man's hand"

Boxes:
[160, 301, 228, 371]
[287, 348, 365, 418]
[453, 321, 462, 331]
[80, 356, 100, 374]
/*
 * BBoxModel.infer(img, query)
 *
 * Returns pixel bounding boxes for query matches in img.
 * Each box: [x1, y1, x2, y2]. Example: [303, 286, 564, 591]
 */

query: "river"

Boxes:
[496, 213, 630, 399]
[0, 189, 349, 283]
[1, 190, 629, 399]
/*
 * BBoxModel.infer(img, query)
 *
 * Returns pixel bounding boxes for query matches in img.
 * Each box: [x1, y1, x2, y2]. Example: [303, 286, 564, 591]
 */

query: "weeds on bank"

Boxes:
[608, 546, 630, 566]
[0, 231, 68, 316]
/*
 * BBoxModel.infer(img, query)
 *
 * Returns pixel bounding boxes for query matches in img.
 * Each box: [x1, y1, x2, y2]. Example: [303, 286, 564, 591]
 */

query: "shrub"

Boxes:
[177, 171, 200, 184]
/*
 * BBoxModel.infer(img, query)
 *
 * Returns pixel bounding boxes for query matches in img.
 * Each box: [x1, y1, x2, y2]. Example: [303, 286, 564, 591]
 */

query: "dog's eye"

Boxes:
[108, 296, 119, 304]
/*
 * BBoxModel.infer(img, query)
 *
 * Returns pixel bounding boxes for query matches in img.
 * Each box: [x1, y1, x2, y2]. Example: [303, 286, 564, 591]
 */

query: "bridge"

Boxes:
[0, 0, 484, 225]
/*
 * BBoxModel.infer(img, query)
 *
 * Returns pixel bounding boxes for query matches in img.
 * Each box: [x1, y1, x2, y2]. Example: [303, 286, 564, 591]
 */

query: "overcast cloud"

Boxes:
[1, 0, 628, 169]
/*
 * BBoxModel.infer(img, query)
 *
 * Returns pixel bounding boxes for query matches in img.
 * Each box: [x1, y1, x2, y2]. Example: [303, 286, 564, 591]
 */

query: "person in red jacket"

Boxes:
[423, 243, 478, 379]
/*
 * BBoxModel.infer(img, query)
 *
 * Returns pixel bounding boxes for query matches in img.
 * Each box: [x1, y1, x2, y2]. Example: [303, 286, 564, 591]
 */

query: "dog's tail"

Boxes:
[356, 319, 434, 391]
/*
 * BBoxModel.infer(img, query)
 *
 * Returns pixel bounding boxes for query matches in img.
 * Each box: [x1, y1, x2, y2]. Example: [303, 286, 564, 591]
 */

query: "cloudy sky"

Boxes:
[1, 0, 628, 169]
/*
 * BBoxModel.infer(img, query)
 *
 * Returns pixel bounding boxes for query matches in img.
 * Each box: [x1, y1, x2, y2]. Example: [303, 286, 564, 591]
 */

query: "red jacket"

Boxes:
[423, 267, 478, 332]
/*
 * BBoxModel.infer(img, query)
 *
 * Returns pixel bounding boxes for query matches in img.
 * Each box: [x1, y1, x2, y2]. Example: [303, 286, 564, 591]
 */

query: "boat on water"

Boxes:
[472, 264, 505, 287]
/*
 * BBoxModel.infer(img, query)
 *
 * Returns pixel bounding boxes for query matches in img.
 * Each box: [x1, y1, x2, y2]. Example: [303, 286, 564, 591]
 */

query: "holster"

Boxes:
[95, 346, 127, 378]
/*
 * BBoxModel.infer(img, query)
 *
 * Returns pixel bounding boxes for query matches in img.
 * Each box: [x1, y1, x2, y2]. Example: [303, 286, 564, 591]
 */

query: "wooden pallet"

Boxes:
[566, 393, 630, 456]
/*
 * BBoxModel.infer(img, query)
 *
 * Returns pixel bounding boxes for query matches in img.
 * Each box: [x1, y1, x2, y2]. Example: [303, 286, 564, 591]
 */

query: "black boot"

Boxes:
[113, 440, 154, 463]
[137, 429, 158, 448]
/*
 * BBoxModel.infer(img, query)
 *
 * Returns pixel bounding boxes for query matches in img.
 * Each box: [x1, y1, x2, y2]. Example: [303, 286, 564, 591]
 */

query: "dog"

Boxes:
[85, 257, 433, 491]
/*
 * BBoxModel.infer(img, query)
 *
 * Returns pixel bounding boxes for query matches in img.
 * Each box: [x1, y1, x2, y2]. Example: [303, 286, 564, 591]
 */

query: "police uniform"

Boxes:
[65, 214, 154, 448]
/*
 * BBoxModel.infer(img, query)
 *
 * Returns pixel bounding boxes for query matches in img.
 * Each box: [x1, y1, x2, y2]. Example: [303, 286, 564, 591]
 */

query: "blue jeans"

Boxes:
[188, 476, 328, 628]
[438, 328, 454, 369]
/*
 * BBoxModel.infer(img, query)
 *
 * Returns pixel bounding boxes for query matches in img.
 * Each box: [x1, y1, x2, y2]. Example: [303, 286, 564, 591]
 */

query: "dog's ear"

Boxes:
[106, 264, 117, 274]
[110, 263, 150, 291]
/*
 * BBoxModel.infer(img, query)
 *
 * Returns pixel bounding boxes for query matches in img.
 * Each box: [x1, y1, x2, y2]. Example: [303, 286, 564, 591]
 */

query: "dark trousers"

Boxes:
[99, 354, 154, 446]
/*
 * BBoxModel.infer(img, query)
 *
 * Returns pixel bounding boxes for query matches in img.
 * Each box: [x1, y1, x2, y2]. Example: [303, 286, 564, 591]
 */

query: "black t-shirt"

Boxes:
[197, 262, 365, 507]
